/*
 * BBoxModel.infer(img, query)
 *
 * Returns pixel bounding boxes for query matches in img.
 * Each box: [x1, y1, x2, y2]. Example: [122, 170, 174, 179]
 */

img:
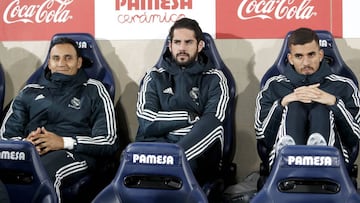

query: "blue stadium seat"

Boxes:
[21, 33, 118, 202]
[257, 30, 359, 190]
[92, 142, 208, 203]
[0, 140, 57, 203]
[251, 145, 360, 203]
[152, 32, 237, 200]
[0, 63, 5, 121]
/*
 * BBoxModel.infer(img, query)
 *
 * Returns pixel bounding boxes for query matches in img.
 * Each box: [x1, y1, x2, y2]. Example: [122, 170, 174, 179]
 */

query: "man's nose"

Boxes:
[179, 42, 187, 50]
[303, 56, 311, 65]
[57, 57, 66, 66]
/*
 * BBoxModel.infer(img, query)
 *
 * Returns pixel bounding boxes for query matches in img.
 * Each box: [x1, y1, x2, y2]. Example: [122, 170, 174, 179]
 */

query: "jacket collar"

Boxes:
[39, 68, 88, 88]
[284, 62, 333, 87]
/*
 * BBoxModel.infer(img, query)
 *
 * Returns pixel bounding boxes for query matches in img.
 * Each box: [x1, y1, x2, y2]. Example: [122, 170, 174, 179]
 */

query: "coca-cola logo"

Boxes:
[237, 0, 317, 20]
[3, 0, 73, 24]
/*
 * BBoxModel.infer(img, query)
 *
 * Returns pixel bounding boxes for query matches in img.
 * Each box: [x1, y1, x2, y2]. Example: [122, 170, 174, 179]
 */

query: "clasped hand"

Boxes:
[25, 127, 64, 155]
[281, 83, 336, 107]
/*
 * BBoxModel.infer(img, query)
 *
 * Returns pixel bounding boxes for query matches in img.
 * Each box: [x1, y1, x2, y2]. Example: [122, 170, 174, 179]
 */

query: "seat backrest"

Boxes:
[202, 33, 237, 171]
[251, 145, 360, 203]
[154, 32, 237, 178]
[92, 142, 208, 203]
[260, 30, 358, 87]
[0, 140, 57, 203]
[0, 63, 5, 120]
[26, 33, 115, 101]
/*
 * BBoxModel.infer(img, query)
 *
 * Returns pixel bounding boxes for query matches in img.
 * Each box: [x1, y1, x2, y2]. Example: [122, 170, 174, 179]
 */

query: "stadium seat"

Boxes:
[257, 30, 359, 190]
[20, 33, 118, 202]
[0, 140, 57, 203]
[0, 63, 5, 121]
[92, 142, 208, 203]
[152, 32, 237, 201]
[251, 145, 360, 203]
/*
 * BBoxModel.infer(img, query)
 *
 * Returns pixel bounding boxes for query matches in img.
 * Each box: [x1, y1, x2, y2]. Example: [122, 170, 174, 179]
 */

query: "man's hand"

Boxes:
[281, 83, 336, 106]
[25, 127, 64, 155]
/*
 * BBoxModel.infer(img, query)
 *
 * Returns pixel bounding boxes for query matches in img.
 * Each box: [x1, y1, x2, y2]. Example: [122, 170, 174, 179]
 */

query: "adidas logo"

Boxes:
[163, 87, 174, 95]
[35, 94, 45, 100]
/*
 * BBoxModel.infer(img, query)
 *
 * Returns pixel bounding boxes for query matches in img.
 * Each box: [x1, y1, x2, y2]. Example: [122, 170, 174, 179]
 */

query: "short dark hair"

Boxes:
[287, 27, 320, 49]
[49, 37, 81, 57]
[168, 18, 204, 43]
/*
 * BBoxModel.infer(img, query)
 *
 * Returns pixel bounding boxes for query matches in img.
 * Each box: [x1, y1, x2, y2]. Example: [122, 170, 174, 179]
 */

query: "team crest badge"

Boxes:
[68, 97, 81, 110]
[189, 87, 199, 105]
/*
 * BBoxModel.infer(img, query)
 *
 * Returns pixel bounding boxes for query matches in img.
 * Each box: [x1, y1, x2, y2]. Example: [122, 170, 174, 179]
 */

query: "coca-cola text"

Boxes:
[3, 0, 73, 24]
[237, 0, 317, 20]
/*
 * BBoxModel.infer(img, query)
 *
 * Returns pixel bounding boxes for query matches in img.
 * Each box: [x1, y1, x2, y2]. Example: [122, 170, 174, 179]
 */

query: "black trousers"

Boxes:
[285, 102, 331, 144]
[41, 150, 96, 203]
[176, 122, 223, 186]
[268, 102, 355, 169]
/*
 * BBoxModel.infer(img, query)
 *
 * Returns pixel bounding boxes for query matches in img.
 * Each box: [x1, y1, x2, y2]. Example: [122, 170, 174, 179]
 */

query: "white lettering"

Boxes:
[287, 155, 334, 166]
[319, 39, 329, 48]
[3, 0, 73, 24]
[76, 41, 88, 49]
[132, 154, 174, 165]
[237, 0, 317, 20]
[0, 151, 26, 160]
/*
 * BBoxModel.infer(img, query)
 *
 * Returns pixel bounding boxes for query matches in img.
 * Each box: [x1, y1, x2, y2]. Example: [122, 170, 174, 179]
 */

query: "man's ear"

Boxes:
[198, 40, 205, 52]
[168, 40, 172, 52]
[287, 53, 293, 65]
[77, 57, 83, 69]
[319, 49, 324, 62]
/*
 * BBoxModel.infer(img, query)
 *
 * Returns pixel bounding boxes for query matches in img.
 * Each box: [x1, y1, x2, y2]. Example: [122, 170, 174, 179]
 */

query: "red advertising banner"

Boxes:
[216, 0, 342, 39]
[0, 0, 94, 41]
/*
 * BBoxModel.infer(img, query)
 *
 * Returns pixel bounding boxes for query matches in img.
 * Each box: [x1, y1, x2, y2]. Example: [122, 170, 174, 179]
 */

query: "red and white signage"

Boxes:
[0, 0, 94, 41]
[216, 0, 343, 38]
[1, 0, 360, 40]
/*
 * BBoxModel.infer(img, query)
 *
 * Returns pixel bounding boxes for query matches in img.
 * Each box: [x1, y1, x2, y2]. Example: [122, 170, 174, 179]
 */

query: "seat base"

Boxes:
[62, 158, 119, 203]
[257, 160, 358, 192]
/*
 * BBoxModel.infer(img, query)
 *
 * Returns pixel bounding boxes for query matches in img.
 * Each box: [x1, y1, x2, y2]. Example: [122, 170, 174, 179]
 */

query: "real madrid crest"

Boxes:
[189, 87, 199, 105]
[68, 97, 81, 110]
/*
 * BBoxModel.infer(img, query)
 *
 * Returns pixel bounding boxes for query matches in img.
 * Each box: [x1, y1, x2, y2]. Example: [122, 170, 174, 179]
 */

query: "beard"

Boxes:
[173, 52, 197, 67]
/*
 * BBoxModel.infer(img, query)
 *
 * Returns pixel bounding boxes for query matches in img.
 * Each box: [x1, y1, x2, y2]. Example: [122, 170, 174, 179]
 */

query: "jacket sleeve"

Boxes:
[0, 90, 29, 140]
[328, 81, 360, 146]
[179, 69, 229, 145]
[74, 80, 118, 157]
[136, 71, 190, 141]
[201, 69, 229, 122]
[254, 79, 285, 148]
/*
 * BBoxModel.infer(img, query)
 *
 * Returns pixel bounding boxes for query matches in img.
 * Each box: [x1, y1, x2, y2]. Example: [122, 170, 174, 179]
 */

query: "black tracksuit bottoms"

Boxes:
[285, 102, 331, 144]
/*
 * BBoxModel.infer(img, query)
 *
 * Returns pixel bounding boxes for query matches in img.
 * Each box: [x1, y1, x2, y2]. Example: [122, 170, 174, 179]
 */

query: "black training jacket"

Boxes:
[0, 68, 118, 157]
[136, 51, 229, 142]
[255, 62, 360, 148]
